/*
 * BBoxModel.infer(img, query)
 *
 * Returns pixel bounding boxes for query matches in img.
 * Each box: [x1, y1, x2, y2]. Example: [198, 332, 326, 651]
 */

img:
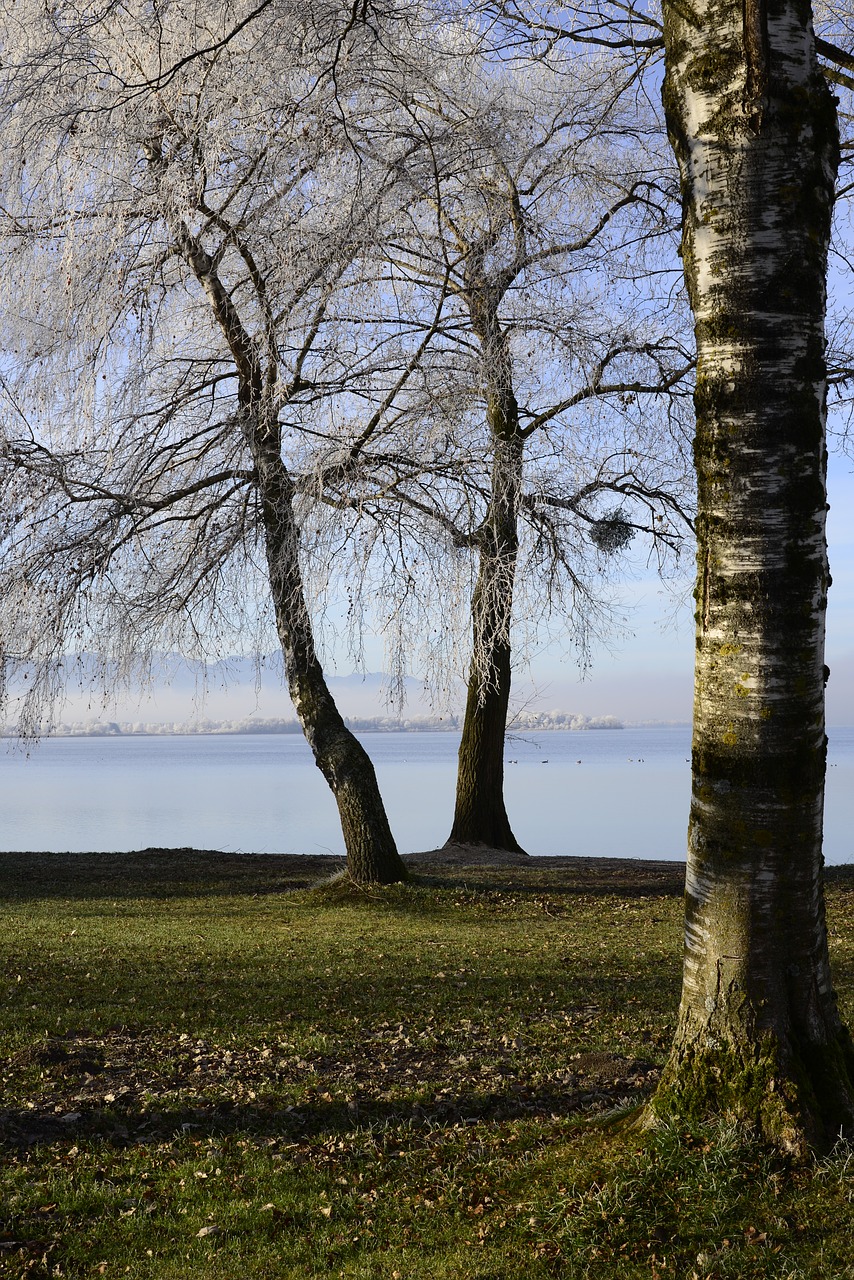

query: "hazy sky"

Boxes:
[520, 444, 854, 726]
[53, 442, 854, 729]
[535, 444, 854, 726]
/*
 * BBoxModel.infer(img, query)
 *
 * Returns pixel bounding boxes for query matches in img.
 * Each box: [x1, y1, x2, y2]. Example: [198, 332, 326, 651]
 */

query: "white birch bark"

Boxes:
[652, 0, 854, 1149]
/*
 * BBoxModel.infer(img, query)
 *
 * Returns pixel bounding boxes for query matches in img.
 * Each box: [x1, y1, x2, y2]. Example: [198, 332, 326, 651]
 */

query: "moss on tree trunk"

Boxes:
[648, 0, 854, 1151]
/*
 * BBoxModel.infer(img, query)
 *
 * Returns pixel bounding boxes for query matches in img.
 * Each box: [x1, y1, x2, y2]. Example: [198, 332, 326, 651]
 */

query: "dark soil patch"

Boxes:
[0, 847, 695, 901]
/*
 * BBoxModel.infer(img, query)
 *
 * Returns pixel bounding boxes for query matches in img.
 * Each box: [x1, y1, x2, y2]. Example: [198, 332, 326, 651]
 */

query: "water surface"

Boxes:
[1, 726, 852, 863]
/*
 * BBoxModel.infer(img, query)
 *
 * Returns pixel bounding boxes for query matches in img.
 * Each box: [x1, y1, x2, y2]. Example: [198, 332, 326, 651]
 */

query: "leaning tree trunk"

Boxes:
[169, 204, 406, 887]
[647, 0, 854, 1151]
[448, 421, 526, 854]
[255, 441, 407, 885]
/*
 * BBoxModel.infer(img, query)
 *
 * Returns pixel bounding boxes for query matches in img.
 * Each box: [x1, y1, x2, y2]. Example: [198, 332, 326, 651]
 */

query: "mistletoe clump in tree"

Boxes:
[317, 41, 693, 852]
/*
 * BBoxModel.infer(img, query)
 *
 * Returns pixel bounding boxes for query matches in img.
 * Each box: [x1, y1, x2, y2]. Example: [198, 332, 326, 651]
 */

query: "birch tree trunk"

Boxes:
[649, 0, 854, 1150]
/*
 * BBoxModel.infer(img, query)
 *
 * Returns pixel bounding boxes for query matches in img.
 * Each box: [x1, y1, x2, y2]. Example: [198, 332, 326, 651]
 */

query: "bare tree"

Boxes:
[311, 43, 694, 850]
[0, 0, 425, 883]
[0, 0, 694, 876]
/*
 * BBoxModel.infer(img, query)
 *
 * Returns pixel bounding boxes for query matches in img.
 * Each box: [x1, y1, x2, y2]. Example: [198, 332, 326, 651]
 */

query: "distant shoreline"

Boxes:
[2, 716, 700, 739]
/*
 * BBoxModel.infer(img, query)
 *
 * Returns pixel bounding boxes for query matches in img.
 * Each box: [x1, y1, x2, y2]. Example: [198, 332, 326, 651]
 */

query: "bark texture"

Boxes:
[650, 0, 854, 1151]
[171, 207, 406, 885]
[449, 431, 526, 853]
[448, 325, 526, 853]
[254, 442, 407, 885]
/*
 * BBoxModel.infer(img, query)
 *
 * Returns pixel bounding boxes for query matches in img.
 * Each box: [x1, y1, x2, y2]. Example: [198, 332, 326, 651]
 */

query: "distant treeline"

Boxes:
[3, 712, 624, 737]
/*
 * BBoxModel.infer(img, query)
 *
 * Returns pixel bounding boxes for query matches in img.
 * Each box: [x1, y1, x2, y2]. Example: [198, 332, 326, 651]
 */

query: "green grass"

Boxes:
[1, 851, 854, 1278]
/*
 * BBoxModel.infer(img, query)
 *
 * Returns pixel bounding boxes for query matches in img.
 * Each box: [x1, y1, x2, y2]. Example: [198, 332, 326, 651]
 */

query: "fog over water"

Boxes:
[2, 726, 853, 863]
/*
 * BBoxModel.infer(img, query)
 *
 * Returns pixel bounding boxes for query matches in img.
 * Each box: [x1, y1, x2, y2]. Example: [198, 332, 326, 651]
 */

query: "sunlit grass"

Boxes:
[1, 852, 853, 1278]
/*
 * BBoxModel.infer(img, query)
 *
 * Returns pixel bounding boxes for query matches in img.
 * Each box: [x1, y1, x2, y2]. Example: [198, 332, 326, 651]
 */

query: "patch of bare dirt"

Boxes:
[404, 846, 687, 894]
[404, 843, 532, 867]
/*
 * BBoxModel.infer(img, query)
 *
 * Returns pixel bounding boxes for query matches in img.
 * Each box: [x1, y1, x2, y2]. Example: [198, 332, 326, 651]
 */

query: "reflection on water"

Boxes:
[1, 727, 852, 863]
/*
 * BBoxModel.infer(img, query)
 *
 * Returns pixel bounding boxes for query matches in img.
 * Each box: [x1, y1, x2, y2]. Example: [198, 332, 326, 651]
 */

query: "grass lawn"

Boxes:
[1, 850, 854, 1279]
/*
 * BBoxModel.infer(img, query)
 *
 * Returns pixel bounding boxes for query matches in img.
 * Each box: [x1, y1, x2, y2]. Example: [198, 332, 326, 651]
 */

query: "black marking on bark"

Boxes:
[743, 0, 769, 132]
[701, 541, 711, 633]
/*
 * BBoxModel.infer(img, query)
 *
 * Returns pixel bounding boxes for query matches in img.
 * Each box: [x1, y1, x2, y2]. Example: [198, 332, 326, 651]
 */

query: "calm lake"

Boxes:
[2, 726, 853, 863]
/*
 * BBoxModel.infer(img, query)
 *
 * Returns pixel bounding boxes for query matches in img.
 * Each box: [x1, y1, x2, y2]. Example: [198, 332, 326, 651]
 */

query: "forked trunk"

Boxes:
[171, 206, 406, 887]
[448, 428, 526, 853]
[648, 0, 854, 1150]
[256, 445, 407, 885]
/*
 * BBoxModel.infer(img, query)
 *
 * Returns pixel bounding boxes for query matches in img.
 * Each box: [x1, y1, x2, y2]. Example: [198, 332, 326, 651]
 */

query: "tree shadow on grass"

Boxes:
[0, 849, 345, 901]
[2, 851, 853, 906]
[0, 848, 689, 906]
[0, 1068, 659, 1154]
[3, 850, 852, 906]
[1, 1028, 661, 1153]
[404, 865, 687, 901]
[299, 858, 692, 908]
